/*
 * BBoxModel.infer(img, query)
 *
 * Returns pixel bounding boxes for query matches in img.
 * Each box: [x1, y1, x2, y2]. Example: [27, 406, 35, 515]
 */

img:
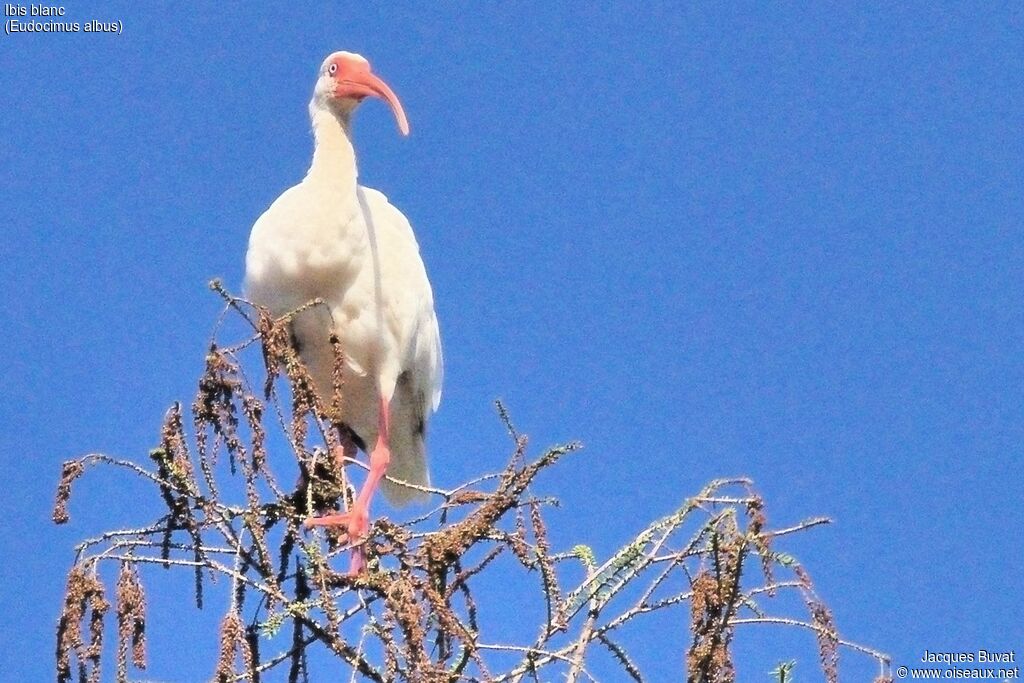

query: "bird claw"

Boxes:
[303, 504, 371, 574]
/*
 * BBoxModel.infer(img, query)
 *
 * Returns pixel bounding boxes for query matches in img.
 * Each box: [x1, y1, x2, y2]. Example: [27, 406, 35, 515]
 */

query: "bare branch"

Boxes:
[53, 287, 888, 682]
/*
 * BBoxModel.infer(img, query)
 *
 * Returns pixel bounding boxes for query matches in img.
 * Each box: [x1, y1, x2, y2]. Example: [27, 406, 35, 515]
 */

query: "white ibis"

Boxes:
[243, 51, 443, 573]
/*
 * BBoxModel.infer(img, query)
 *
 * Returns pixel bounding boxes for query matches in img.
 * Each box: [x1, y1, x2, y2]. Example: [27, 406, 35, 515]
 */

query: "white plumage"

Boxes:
[243, 52, 442, 528]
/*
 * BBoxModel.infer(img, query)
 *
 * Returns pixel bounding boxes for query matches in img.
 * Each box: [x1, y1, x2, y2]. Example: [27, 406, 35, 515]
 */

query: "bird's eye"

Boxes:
[328, 64, 338, 76]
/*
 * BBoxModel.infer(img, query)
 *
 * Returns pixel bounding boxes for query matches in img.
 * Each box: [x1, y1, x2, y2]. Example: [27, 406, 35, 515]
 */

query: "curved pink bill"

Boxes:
[341, 71, 410, 136]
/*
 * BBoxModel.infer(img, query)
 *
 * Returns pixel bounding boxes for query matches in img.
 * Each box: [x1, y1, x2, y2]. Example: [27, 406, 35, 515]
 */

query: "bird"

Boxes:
[243, 51, 443, 574]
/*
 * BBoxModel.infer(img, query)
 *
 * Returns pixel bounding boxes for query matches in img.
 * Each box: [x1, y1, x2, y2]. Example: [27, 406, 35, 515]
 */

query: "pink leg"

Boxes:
[305, 397, 391, 575]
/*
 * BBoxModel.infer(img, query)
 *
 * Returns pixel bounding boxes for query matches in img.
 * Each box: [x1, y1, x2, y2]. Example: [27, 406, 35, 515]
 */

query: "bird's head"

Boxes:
[313, 51, 409, 136]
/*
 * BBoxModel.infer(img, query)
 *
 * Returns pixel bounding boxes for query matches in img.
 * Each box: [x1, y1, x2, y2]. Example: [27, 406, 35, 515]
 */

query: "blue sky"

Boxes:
[2, 2, 1022, 680]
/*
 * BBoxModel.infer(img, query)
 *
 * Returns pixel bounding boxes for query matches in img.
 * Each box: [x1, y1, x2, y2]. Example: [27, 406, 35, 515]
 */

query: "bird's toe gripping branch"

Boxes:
[304, 504, 371, 574]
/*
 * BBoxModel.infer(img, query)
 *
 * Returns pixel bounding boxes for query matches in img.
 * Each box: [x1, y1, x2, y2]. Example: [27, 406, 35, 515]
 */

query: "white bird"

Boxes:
[243, 51, 442, 573]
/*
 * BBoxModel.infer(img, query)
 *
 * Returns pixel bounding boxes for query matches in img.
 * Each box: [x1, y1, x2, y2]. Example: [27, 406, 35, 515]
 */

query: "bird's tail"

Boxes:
[381, 375, 431, 506]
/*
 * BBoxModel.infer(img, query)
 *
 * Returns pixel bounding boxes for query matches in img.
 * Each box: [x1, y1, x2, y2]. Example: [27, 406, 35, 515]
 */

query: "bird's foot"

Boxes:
[304, 502, 371, 575]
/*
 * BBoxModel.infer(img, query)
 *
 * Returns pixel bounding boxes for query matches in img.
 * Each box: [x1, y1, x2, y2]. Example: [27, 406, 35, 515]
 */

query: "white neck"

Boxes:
[306, 102, 358, 190]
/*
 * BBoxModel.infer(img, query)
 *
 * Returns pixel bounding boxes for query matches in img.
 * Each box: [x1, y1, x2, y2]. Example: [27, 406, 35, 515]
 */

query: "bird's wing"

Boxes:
[358, 186, 443, 413]
[421, 306, 444, 412]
